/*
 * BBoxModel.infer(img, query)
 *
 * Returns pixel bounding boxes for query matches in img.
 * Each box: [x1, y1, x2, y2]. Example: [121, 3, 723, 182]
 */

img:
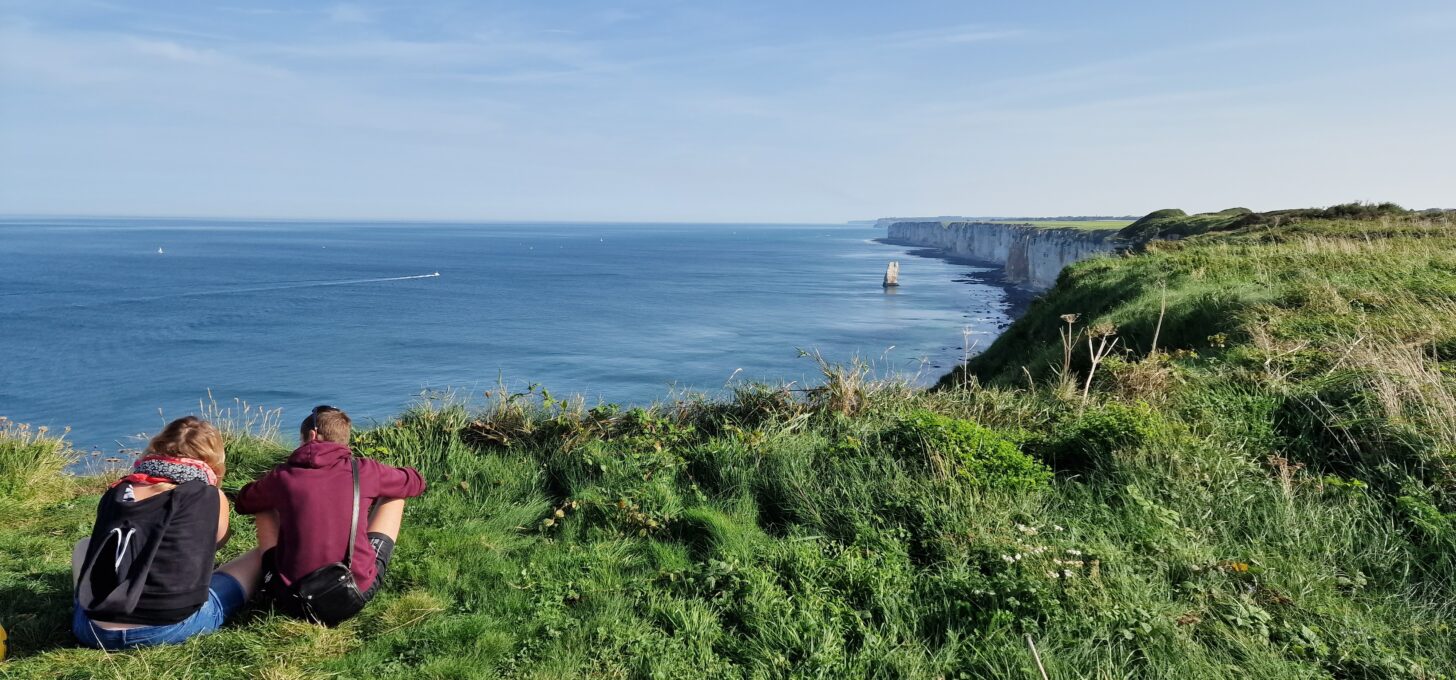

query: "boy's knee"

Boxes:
[367, 532, 396, 562]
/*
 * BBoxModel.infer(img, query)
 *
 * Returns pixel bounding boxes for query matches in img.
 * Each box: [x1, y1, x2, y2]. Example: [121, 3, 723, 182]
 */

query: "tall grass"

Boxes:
[0, 418, 75, 509]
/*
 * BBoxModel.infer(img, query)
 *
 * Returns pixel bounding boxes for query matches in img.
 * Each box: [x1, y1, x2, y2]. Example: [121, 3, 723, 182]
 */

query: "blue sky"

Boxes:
[1, 1, 1453, 221]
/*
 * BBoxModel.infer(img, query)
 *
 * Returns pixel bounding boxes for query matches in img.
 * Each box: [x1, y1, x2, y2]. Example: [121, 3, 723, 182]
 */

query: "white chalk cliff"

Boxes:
[885, 222, 1121, 290]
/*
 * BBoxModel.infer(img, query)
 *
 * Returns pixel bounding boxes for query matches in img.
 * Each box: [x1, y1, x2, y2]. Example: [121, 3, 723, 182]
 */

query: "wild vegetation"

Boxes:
[3, 204, 1455, 678]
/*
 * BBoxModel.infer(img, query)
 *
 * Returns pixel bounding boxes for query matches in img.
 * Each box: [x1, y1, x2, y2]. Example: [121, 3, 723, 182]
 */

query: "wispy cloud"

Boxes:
[127, 37, 218, 64]
[875, 24, 1030, 49]
[326, 3, 372, 25]
[0, 20, 292, 88]
[726, 21, 1031, 64]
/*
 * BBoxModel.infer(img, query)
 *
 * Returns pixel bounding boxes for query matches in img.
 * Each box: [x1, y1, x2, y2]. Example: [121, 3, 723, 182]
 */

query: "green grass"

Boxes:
[3, 205, 1456, 678]
[987, 220, 1133, 230]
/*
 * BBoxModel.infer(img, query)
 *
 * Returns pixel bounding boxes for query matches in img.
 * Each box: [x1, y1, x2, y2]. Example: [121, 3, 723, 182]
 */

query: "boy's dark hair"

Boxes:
[302, 405, 351, 444]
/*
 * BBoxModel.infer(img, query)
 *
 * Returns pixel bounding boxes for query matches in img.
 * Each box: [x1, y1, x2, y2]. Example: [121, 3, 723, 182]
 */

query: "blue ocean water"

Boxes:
[0, 218, 1011, 456]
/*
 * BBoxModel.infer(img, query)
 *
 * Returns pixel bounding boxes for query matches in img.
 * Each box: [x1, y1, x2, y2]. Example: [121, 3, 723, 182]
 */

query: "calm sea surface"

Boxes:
[0, 218, 1011, 456]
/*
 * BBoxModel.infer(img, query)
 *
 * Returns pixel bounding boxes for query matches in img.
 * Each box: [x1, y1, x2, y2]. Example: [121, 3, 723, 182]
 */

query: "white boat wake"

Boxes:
[34, 272, 444, 309]
[3, 273, 442, 300]
[178, 272, 442, 297]
[245, 272, 442, 292]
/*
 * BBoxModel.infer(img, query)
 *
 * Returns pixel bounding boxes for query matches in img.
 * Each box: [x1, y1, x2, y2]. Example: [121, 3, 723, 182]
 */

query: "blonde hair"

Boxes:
[147, 416, 226, 480]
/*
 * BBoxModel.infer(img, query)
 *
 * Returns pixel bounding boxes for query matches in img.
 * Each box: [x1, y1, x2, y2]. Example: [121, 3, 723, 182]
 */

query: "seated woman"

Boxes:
[71, 416, 263, 650]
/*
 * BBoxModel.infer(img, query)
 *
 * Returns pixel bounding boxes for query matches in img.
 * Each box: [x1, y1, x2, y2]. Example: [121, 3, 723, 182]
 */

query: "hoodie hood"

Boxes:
[286, 440, 352, 468]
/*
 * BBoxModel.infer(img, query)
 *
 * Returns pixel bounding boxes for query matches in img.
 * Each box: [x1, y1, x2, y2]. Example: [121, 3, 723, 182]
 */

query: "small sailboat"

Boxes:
[883, 261, 900, 288]
[157, 247, 165, 254]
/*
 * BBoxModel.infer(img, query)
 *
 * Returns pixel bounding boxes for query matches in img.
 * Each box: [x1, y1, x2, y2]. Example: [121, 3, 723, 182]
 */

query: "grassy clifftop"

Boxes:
[988, 220, 1133, 230]
[3, 204, 1455, 678]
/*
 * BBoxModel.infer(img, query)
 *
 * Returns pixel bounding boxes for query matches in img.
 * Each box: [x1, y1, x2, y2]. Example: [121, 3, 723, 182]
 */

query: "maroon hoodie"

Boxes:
[236, 440, 425, 591]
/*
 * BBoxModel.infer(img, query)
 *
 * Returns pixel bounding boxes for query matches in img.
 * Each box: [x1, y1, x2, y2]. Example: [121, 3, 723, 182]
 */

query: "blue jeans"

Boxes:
[72, 572, 247, 650]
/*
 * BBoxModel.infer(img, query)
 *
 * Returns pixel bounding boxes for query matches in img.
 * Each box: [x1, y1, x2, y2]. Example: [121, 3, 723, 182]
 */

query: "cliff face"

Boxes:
[885, 222, 1120, 290]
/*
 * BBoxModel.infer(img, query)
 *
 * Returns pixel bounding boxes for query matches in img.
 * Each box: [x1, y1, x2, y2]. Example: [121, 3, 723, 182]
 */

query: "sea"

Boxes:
[0, 218, 1013, 459]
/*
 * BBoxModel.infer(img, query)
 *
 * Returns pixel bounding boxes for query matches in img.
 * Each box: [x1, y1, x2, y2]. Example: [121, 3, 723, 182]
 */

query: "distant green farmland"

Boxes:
[986, 219, 1133, 230]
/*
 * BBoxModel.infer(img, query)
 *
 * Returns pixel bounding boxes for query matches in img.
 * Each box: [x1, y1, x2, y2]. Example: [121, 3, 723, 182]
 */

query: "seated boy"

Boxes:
[236, 405, 425, 624]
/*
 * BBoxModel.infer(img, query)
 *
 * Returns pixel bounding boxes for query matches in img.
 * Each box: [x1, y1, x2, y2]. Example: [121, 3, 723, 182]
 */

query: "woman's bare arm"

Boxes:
[216, 487, 231, 545]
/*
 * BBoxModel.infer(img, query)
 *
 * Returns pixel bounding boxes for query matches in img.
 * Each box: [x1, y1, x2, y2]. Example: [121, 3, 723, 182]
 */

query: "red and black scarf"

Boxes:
[112, 455, 218, 488]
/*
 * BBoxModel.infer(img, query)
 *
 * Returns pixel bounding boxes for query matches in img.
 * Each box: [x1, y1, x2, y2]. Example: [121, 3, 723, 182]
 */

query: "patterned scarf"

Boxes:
[112, 455, 218, 488]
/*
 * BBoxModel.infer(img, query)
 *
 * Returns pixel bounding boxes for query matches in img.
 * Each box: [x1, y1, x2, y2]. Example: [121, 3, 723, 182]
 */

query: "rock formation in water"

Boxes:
[884, 222, 1120, 290]
[883, 261, 900, 288]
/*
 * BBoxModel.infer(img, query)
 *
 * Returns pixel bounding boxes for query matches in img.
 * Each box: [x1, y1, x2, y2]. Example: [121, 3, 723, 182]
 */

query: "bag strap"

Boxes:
[343, 457, 360, 568]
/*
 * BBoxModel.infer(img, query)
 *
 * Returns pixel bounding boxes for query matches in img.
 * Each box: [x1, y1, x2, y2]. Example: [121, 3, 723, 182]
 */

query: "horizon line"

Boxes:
[0, 212, 861, 226]
[0, 211, 1148, 225]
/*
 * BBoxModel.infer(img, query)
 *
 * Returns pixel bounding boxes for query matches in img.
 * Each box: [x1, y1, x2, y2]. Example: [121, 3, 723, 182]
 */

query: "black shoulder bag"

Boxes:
[292, 457, 368, 626]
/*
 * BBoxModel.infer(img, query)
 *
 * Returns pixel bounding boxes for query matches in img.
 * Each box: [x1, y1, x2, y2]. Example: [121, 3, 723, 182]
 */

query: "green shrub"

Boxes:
[674, 505, 764, 561]
[1039, 402, 1161, 475]
[0, 420, 74, 508]
[1135, 208, 1189, 222]
[1116, 206, 1295, 242]
[1396, 484, 1456, 565]
[882, 410, 1050, 490]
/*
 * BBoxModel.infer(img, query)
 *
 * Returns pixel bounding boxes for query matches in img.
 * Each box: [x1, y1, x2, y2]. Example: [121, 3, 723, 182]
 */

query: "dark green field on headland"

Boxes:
[3, 204, 1454, 678]
[988, 220, 1133, 230]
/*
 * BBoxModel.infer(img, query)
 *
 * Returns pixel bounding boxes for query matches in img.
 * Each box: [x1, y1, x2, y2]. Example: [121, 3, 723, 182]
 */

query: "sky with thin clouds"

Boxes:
[1, 1, 1453, 222]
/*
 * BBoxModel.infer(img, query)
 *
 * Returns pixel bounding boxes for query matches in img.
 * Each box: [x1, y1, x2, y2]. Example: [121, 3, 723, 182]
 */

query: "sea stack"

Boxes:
[883, 261, 900, 288]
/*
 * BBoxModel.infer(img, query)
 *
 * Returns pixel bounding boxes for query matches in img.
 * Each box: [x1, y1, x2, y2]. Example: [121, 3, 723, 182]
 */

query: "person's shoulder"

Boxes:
[240, 464, 285, 487]
[237, 464, 289, 497]
[172, 480, 221, 508]
[175, 478, 215, 493]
